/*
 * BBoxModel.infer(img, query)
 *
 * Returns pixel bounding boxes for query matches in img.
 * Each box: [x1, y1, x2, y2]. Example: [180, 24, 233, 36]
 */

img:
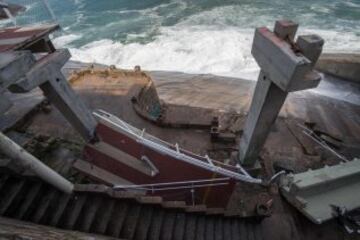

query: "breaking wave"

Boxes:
[55, 26, 359, 80]
[52, 1, 360, 79]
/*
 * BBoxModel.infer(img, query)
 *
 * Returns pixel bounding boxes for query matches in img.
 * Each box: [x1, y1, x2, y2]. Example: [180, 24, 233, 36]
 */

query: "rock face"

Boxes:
[316, 53, 360, 83]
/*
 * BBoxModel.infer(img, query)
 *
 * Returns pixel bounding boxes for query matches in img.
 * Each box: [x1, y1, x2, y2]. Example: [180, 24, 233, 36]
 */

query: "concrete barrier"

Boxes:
[316, 53, 360, 83]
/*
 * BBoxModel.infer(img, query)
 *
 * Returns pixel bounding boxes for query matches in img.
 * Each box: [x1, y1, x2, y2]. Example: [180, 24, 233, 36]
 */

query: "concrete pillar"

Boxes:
[239, 71, 287, 165]
[239, 20, 324, 166]
[40, 71, 97, 141]
[1, 50, 97, 142]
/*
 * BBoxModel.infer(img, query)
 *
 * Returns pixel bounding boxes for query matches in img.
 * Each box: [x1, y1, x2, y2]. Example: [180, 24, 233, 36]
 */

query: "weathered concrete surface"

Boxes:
[0, 89, 44, 132]
[0, 217, 121, 240]
[282, 158, 360, 224]
[3, 61, 360, 168]
[316, 53, 360, 83]
[19, 63, 360, 170]
[0, 49, 96, 141]
[1, 62, 359, 238]
[239, 72, 288, 166]
[0, 51, 35, 89]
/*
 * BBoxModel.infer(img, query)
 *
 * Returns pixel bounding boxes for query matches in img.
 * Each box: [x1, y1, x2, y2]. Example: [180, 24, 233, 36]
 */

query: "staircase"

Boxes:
[0, 171, 264, 240]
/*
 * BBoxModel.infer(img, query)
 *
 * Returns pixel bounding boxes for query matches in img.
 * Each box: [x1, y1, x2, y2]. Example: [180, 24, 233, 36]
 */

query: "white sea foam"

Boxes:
[53, 34, 82, 48]
[59, 24, 359, 80]
[53, 2, 360, 80]
[62, 26, 257, 79]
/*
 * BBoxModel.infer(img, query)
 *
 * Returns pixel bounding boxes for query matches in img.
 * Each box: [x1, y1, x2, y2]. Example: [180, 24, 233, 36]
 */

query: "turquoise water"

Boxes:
[9, 0, 360, 77]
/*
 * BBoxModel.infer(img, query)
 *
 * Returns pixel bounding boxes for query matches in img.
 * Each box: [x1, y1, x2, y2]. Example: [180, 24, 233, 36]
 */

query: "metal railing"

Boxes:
[113, 177, 230, 192]
[113, 177, 231, 206]
[94, 109, 263, 184]
[297, 123, 349, 162]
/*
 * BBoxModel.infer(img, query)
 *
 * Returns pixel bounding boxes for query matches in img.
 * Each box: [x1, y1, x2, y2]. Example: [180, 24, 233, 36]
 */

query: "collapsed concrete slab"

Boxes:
[316, 53, 360, 84]
[281, 158, 360, 224]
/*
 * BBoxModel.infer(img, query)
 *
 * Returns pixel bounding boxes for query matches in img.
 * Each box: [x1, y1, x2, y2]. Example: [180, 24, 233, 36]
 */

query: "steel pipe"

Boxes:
[0, 131, 73, 193]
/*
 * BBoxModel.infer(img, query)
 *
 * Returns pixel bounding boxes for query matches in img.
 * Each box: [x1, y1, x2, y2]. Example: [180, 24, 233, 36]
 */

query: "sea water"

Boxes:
[10, 0, 360, 79]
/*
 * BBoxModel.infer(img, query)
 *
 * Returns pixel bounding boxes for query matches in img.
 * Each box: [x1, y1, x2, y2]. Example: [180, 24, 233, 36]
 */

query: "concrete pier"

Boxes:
[239, 20, 324, 166]
[0, 50, 96, 141]
[239, 71, 288, 165]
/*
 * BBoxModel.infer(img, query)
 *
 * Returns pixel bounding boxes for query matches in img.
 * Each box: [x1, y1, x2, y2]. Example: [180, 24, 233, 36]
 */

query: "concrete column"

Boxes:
[1, 50, 97, 142]
[239, 71, 288, 165]
[239, 20, 324, 166]
[40, 71, 97, 141]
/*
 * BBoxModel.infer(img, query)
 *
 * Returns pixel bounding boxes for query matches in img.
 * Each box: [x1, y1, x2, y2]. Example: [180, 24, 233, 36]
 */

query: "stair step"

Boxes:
[223, 219, 232, 240]
[14, 182, 42, 219]
[31, 188, 58, 223]
[63, 194, 87, 229]
[173, 212, 186, 240]
[239, 221, 248, 240]
[3, 181, 33, 217]
[184, 214, 197, 240]
[0, 178, 25, 215]
[121, 203, 142, 240]
[49, 193, 71, 227]
[214, 218, 223, 240]
[247, 222, 256, 240]
[0, 174, 9, 190]
[206, 208, 225, 216]
[185, 204, 207, 213]
[0, 173, 266, 240]
[160, 211, 177, 240]
[134, 206, 154, 240]
[230, 219, 240, 240]
[77, 195, 103, 232]
[205, 217, 215, 240]
[93, 198, 116, 235]
[136, 196, 162, 205]
[196, 216, 206, 240]
[148, 208, 165, 240]
[254, 221, 264, 240]
[161, 201, 186, 209]
[106, 201, 129, 238]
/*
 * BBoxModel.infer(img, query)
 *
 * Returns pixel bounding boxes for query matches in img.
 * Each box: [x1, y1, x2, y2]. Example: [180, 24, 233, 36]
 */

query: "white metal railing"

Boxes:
[113, 177, 230, 192]
[114, 177, 232, 206]
[94, 109, 263, 184]
[297, 123, 349, 162]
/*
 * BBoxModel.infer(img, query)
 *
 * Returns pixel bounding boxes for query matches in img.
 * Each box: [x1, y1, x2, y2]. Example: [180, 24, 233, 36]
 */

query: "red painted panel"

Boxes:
[82, 123, 236, 207]
[0, 25, 59, 52]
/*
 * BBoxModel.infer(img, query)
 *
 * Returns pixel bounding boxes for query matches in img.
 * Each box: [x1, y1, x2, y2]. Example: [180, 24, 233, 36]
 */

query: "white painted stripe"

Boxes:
[88, 141, 154, 176]
[74, 159, 133, 185]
